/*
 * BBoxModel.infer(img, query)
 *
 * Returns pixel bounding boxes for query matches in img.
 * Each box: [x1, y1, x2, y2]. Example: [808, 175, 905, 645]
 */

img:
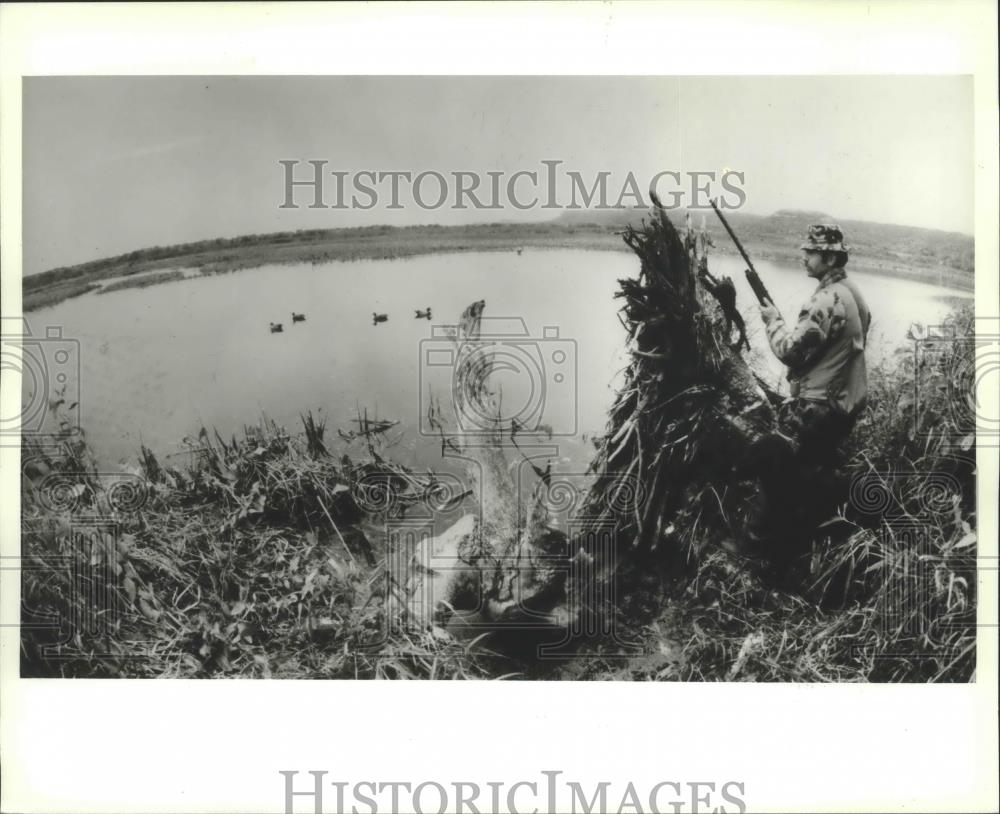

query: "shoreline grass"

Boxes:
[97, 269, 187, 294]
[568, 306, 977, 682]
[19, 306, 977, 681]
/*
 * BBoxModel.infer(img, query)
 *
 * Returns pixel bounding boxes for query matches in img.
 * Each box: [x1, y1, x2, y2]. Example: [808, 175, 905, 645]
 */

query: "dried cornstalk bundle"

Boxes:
[579, 205, 777, 557]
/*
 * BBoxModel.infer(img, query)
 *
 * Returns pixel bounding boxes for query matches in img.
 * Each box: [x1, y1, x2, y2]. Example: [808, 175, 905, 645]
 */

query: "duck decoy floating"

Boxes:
[269, 322, 284, 333]
[414, 307, 432, 320]
[292, 312, 306, 323]
[372, 312, 389, 325]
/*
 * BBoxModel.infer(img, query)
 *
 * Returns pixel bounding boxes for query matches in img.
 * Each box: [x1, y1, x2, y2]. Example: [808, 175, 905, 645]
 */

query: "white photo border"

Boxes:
[1, 3, 997, 813]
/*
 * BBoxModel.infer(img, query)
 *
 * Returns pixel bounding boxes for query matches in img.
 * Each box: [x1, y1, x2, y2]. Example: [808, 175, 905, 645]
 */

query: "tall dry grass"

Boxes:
[19, 307, 977, 681]
[20, 412, 500, 679]
[572, 305, 977, 682]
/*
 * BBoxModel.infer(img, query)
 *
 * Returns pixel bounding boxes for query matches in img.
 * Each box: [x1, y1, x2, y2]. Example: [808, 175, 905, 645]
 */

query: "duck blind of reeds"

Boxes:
[580, 204, 777, 556]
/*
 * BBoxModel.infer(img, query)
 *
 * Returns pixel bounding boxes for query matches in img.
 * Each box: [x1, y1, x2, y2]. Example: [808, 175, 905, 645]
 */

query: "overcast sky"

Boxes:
[23, 75, 973, 275]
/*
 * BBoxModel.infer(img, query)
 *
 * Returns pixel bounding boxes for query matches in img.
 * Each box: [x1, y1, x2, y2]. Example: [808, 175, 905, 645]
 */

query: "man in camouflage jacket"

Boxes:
[761, 224, 871, 464]
[743, 224, 871, 560]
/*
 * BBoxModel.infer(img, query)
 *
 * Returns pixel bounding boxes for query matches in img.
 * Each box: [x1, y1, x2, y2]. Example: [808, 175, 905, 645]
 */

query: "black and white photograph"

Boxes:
[1, 3, 997, 814]
[14, 72, 981, 682]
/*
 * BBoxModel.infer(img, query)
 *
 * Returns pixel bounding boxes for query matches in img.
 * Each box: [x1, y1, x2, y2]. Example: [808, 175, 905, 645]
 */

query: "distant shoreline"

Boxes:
[23, 215, 974, 311]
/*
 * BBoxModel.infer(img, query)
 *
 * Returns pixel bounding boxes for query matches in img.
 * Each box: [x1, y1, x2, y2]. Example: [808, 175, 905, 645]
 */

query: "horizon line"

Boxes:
[24, 207, 975, 277]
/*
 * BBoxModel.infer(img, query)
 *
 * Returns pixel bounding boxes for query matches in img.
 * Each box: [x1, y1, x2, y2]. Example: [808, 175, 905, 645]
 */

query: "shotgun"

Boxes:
[708, 198, 777, 313]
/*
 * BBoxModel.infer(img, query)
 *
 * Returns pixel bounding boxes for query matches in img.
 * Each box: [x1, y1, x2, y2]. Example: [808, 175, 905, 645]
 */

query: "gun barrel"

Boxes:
[708, 198, 757, 275]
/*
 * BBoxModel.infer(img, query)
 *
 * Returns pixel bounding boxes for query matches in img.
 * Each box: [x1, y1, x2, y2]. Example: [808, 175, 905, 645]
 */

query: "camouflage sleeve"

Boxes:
[764, 287, 846, 369]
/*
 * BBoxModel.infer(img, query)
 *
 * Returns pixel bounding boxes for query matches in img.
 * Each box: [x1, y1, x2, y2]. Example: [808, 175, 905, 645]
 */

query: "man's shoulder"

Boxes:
[806, 284, 839, 310]
[837, 274, 866, 297]
[832, 275, 870, 315]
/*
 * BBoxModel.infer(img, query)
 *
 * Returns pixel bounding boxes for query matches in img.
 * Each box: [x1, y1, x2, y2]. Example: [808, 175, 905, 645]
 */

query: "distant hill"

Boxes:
[772, 208, 833, 220]
[23, 208, 973, 311]
[555, 206, 974, 284]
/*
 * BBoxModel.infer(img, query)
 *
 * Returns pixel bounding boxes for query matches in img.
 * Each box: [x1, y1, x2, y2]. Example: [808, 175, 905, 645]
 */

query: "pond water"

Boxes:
[22, 249, 970, 471]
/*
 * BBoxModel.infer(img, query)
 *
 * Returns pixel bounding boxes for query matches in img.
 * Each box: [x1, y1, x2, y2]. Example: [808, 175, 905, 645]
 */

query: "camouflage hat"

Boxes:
[800, 224, 848, 254]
